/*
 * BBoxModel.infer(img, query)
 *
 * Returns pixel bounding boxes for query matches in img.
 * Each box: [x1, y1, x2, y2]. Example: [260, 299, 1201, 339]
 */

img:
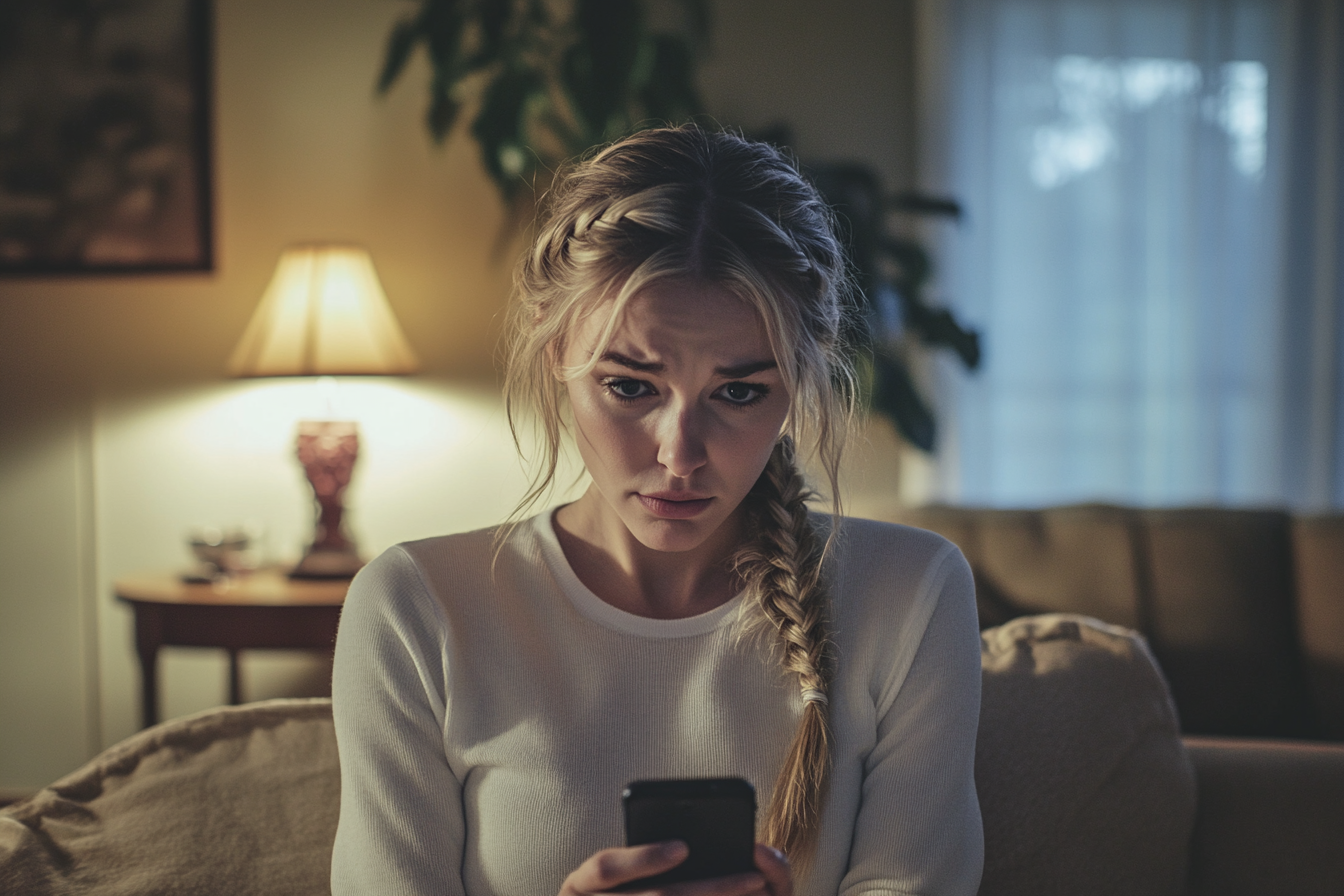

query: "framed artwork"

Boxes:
[0, 0, 213, 274]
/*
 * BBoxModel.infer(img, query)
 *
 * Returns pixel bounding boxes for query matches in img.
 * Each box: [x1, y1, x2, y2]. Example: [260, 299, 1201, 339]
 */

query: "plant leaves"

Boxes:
[471, 66, 545, 198]
[882, 237, 930, 289]
[870, 351, 937, 451]
[804, 160, 981, 450]
[807, 163, 885, 296]
[526, 0, 550, 27]
[423, 2, 466, 74]
[427, 84, 460, 141]
[560, 44, 600, 144]
[901, 298, 982, 369]
[480, 0, 512, 52]
[566, 0, 644, 138]
[637, 35, 701, 124]
[377, 18, 422, 94]
[888, 191, 963, 220]
[385, 0, 710, 209]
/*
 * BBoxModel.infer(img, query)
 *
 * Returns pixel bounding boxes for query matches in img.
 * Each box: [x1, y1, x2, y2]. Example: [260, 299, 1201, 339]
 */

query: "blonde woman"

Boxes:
[331, 126, 983, 896]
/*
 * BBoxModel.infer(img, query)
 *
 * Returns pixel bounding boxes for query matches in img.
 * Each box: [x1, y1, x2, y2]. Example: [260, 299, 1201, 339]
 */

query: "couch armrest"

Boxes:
[1184, 736, 1344, 896]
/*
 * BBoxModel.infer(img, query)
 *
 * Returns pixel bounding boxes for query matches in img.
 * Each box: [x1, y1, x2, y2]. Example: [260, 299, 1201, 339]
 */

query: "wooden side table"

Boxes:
[115, 570, 349, 729]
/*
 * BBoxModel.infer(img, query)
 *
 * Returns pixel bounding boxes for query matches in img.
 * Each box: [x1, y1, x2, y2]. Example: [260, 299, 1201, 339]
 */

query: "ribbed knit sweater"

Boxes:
[330, 510, 983, 896]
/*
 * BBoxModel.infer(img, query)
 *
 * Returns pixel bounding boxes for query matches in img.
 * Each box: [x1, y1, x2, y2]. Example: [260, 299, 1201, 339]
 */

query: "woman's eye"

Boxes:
[603, 378, 653, 400]
[718, 382, 769, 406]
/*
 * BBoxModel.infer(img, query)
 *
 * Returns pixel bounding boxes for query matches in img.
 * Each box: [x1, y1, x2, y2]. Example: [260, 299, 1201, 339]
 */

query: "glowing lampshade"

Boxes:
[228, 244, 419, 377]
[227, 244, 417, 578]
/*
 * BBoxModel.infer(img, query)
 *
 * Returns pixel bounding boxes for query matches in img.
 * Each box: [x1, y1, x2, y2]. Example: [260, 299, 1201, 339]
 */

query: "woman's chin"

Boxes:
[630, 517, 717, 554]
[625, 502, 747, 557]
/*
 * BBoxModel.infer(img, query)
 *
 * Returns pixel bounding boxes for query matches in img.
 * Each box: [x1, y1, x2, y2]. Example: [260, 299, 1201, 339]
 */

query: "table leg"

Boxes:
[133, 605, 164, 729]
[227, 648, 242, 705]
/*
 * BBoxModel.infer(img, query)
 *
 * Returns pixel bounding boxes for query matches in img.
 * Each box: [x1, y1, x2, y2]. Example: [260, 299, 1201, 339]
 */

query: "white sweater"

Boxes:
[330, 510, 983, 896]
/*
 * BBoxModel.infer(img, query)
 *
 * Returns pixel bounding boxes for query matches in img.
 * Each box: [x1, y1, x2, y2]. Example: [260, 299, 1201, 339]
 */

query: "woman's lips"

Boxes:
[637, 493, 714, 519]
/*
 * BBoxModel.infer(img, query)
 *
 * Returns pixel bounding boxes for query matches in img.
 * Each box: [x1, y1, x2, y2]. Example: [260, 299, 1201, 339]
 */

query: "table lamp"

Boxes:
[227, 244, 419, 578]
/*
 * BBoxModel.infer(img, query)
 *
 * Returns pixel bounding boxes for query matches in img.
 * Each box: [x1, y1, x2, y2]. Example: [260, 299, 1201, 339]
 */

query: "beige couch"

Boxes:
[871, 505, 1344, 741]
[4, 614, 1343, 896]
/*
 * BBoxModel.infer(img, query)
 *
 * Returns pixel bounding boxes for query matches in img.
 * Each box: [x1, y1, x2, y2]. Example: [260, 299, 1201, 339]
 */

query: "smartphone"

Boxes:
[614, 777, 757, 892]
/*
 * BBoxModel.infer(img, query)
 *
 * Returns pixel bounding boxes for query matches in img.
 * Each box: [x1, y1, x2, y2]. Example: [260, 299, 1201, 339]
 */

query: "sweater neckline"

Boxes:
[531, 509, 744, 638]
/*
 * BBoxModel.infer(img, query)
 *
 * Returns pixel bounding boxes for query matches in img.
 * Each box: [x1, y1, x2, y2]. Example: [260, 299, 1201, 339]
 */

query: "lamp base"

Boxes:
[292, 419, 364, 580]
[289, 548, 364, 579]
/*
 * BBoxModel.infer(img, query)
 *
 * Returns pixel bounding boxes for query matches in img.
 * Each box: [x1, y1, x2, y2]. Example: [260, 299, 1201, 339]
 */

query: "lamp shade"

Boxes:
[228, 245, 419, 377]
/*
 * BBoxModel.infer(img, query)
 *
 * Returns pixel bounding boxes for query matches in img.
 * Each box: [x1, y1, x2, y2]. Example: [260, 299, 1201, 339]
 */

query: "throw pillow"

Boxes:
[0, 698, 338, 896]
[976, 613, 1196, 896]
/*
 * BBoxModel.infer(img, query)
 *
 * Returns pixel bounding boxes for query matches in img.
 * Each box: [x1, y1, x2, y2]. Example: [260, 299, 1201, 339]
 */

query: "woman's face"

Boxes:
[559, 279, 791, 554]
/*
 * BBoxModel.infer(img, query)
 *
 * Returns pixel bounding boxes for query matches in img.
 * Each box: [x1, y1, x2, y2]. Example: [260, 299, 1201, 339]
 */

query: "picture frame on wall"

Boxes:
[0, 0, 213, 274]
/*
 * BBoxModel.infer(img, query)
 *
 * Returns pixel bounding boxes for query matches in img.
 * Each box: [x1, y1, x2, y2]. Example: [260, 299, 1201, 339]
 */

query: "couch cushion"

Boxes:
[0, 698, 338, 896]
[1184, 736, 1344, 896]
[881, 504, 1315, 739]
[2, 619, 1195, 896]
[1293, 515, 1344, 739]
[1139, 508, 1312, 738]
[977, 614, 1196, 896]
[882, 504, 1146, 629]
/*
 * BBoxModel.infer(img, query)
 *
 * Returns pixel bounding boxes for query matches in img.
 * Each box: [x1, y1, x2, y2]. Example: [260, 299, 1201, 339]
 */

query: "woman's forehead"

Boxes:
[574, 280, 774, 363]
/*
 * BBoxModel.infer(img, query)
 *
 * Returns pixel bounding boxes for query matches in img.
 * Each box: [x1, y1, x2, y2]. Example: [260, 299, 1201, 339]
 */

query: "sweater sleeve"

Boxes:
[840, 544, 985, 896]
[330, 546, 467, 896]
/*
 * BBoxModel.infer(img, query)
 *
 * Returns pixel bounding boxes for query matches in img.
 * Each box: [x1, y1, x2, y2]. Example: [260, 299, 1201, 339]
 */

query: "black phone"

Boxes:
[614, 777, 757, 892]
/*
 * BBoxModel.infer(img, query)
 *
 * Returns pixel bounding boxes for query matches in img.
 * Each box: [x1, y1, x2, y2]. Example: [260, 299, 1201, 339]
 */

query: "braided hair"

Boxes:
[732, 435, 834, 863]
[503, 125, 858, 868]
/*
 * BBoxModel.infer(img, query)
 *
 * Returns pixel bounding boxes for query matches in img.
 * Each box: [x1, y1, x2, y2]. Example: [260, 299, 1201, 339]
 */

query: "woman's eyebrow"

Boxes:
[598, 352, 777, 378]
[716, 360, 777, 378]
[600, 351, 664, 372]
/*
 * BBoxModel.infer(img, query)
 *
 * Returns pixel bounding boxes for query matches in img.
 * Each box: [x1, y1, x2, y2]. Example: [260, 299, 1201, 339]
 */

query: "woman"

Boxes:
[331, 126, 983, 896]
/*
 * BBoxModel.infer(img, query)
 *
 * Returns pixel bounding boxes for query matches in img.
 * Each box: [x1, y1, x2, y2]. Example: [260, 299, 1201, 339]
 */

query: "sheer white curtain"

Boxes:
[922, 0, 1344, 509]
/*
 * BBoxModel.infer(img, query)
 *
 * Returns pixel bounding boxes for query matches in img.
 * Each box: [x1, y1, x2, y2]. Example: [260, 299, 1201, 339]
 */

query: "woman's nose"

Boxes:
[656, 404, 708, 477]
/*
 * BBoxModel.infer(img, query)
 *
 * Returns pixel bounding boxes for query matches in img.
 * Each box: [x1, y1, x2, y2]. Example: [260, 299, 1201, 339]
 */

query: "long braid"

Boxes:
[734, 436, 834, 871]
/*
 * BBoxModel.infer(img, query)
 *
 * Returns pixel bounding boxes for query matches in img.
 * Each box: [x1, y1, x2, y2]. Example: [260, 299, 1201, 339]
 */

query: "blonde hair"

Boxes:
[503, 125, 858, 867]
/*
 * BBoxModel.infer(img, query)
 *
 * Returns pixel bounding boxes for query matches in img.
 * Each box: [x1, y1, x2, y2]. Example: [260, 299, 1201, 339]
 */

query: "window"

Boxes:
[926, 0, 1342, 509]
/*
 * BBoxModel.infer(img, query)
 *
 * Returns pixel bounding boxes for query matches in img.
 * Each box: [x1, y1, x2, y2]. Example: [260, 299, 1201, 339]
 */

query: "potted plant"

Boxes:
[807, 163, 980, 451]
[378, 0, 978, 450]
[377, 0, 708, 207]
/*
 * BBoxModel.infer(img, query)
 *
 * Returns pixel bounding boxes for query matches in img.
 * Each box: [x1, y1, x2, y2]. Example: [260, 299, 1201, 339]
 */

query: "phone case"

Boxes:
[616, 777, 757, 891]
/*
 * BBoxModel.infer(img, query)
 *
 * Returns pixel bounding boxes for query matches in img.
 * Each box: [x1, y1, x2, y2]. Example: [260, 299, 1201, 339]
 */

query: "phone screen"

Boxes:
[616, 777, 757, 892]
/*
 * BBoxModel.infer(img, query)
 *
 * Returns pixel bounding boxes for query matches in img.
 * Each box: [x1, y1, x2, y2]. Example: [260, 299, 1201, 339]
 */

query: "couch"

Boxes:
[869, 504, 1344, 741]
[4, 614, 1343, 896]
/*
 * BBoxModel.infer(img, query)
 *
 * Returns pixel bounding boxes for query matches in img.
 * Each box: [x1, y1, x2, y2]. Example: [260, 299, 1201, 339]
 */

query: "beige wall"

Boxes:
[0, 0, 917, 790]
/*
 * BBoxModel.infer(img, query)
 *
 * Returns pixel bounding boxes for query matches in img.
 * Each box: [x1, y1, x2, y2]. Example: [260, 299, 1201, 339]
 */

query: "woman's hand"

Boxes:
[559, 841, 793, 896]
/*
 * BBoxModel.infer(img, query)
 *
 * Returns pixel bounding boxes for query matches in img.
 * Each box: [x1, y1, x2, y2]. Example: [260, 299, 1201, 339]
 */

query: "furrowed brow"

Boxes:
[715, 360, 777, 378]
[599, 352, 665, 373]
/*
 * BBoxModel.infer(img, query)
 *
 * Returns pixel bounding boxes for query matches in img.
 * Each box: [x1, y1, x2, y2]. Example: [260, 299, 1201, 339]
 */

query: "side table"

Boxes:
[115, 570, 349, 729]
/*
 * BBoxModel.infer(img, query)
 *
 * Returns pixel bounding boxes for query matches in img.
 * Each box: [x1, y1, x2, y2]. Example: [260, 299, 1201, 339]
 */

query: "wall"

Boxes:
[0, 0, 919, 792]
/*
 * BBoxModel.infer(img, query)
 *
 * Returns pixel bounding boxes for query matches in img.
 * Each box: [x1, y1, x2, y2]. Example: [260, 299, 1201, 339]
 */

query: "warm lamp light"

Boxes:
[228, 245, 418, 377]
[229, 244, 419, 578]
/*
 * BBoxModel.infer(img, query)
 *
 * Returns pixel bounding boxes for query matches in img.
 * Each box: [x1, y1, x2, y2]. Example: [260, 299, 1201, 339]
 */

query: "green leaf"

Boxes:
[471, 67, 545, 197]
[637, 35, 701, 123]
[422, 0, 467, 73]
[888, 191, 963, 220]
[882, 237, 931, 289]
[480, 0, 512, 51]
[526, 0, 551, 27]
[560, 44, 603, 145]
[902, 300, 981, 369]
[377, 19, 422, 93]
[807, 163, 886, 297]
[870, 351, 937, 451]
[382, 0, 710, 209]
[426, 85, 460, 141]
[568, 0, 644, 137]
